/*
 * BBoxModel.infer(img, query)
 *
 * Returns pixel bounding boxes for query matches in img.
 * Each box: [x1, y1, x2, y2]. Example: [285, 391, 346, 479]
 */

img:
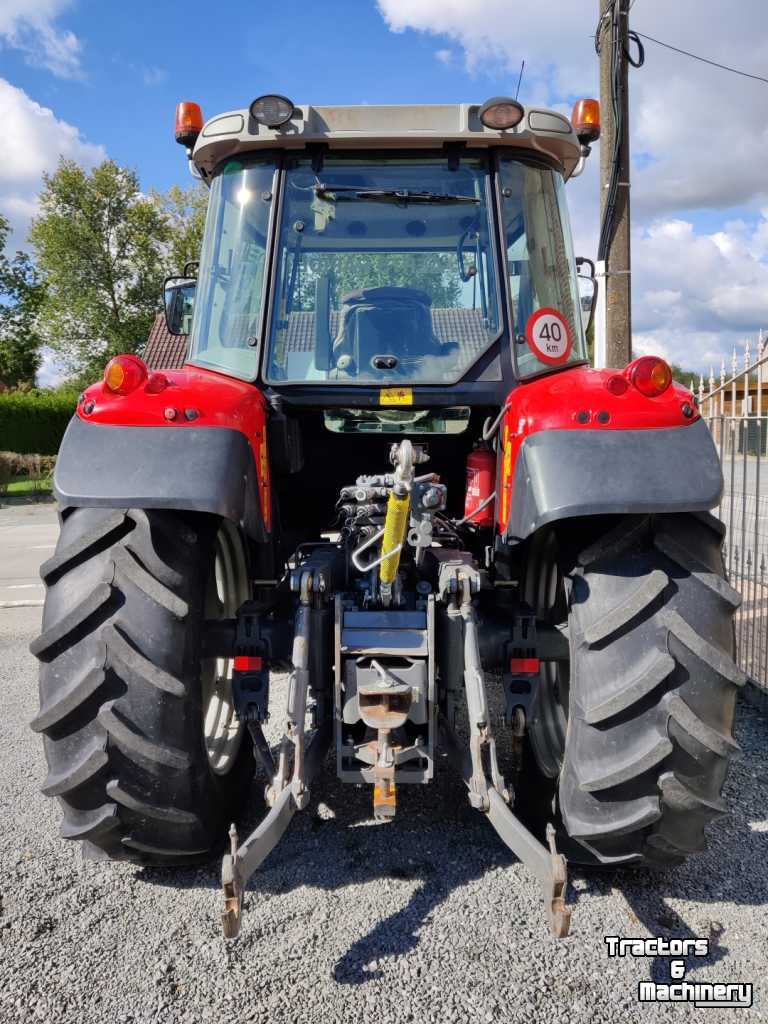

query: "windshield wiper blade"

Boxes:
[314, 185, 480, 205]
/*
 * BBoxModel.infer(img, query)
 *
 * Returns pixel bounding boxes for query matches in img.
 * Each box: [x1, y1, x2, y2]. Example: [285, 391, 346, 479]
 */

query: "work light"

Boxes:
[249, 94, 295, 128]
[478, 97, 525, 131]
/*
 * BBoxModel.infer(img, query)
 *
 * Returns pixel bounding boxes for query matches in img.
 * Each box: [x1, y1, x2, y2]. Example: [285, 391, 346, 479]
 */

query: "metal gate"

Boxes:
[696, 333, 768, 711]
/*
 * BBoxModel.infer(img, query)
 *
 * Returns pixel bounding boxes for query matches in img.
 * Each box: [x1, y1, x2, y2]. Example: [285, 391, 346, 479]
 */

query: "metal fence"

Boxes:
[696, 332, 768, 711]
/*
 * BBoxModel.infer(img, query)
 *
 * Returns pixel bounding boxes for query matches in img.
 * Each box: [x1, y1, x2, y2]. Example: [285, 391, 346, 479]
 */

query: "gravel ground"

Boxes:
[1, 604, 766, 1024]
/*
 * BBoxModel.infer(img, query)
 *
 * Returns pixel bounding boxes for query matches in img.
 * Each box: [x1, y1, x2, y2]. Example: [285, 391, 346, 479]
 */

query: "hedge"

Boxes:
[0, 452, 57, 493]
[0, 390, 78, 455]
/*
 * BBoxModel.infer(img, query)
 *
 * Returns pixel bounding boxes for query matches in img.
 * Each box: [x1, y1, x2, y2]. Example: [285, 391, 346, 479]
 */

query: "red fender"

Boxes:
[496, 366, 698, 534]
[79, 365, 272, 531]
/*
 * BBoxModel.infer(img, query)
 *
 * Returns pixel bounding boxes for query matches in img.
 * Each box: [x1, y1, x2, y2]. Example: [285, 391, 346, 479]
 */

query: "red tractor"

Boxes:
[31, 94, 742, 939]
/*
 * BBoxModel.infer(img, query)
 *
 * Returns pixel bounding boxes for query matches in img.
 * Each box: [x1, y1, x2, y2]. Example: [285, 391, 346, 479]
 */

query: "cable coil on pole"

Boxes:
[595, 0, 643, 266]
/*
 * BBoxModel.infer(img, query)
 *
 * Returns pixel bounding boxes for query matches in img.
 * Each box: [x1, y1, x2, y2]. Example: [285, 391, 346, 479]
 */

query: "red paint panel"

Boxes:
[510, 657, 541, 674]
[78, 364, 272, 531]
[234, 656, 263, 672]
[497, 365, 698, 533]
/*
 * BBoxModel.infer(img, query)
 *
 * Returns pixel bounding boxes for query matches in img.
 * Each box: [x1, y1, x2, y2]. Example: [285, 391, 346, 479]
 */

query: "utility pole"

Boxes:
[598, 0, 632, 367]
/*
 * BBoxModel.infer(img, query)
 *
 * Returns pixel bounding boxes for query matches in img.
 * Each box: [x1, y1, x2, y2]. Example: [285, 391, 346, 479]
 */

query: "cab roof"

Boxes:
[191, 102, 582, 181]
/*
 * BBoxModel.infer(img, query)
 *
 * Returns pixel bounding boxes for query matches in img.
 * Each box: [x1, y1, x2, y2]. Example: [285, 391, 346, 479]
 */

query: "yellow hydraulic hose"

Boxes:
[379, 489, 410, 585]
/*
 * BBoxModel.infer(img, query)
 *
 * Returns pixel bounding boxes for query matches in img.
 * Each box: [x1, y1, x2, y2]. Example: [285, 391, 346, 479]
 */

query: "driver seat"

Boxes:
[332, 287, 444, 375]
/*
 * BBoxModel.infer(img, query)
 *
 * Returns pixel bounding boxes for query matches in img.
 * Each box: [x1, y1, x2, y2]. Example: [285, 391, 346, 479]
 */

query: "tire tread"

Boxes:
[32, 507, 253, 865]
[559, 513, 741, 866]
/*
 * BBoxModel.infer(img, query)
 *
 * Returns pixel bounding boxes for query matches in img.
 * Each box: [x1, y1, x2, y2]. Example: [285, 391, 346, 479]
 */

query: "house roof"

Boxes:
[143, 314, 188, 370]
[142, 308, 493, 371]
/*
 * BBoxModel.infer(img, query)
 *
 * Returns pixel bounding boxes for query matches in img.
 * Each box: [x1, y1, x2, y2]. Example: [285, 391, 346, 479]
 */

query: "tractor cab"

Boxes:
[173, 97, 593, 410]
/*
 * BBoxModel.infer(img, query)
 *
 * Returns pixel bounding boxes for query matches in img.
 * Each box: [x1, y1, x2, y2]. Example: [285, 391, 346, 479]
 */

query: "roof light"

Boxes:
[625, 356, 672, 398]
[249, 94, 295, 128]
[104, 354, 148, 396]
[478, 96, 525, 131]
[175, 102, 204, 148]
[571, 98, 601, 145]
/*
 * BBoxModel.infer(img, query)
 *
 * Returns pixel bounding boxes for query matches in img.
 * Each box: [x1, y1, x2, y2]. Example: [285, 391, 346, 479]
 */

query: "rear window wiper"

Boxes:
[314, 185, 480, 205]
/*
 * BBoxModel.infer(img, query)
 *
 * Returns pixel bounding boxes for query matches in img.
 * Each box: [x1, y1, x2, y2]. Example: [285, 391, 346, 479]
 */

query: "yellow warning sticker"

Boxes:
[379, 387, 413, 406]
[501, 424, 512, 525]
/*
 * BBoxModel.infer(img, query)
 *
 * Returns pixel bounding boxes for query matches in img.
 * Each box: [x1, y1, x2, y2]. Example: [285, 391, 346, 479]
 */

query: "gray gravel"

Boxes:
[1, 603, 766, 1024]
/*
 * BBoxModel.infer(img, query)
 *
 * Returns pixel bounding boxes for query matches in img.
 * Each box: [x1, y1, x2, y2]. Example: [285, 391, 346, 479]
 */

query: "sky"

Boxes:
[1, 0, 767, 384]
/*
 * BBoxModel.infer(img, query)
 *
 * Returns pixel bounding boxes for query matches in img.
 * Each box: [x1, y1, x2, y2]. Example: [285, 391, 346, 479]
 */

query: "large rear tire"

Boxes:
[30, 508, 255, 865]
[526, 513, 744, 867]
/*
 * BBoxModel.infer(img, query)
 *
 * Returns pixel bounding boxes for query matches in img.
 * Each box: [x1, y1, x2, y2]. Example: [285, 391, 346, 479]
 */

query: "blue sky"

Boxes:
[2, 0, 767, 379]
[2, 0, 551, 196]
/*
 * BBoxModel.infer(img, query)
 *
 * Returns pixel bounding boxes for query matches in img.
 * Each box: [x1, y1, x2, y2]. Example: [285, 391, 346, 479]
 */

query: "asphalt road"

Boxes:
[0, 502, 57, 607]
[0, 503, 767, 1023]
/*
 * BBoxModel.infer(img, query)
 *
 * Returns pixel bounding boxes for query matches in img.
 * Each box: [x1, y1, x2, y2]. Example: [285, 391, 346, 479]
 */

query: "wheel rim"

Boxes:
[524, 530, 570, 778]
[201, 522, 250, 775]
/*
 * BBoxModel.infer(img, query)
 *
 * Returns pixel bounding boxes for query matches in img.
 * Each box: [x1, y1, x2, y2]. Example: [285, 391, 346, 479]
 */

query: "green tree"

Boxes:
[29, 158, 170, 384]
[155, 183, 208, 274]
[669, 362, 700, 388]
[332, 252, 460, 308]
[0, 214, 43, 388]
[291, 252, 461, 310]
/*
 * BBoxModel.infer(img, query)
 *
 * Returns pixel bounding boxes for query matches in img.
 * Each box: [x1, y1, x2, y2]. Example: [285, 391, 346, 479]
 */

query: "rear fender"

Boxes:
[498, 367, 722, 542]
[54, 366, 272, 542]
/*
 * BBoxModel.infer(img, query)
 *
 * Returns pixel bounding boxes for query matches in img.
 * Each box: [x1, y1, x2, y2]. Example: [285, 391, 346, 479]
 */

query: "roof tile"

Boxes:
[143, 308, 494, 370]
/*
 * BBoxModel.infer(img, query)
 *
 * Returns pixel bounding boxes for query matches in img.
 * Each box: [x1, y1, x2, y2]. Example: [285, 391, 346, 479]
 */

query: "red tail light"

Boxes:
[145, 371, 170, 394]
[605, 373, 629, 396]
[103, 354, 148, 396]
[625, 356, 672, 398]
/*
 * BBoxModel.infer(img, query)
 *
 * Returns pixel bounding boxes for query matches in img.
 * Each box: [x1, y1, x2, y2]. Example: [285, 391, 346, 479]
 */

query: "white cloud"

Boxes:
[0, 0, 82, 78]
[377, 1, 768, 214]
[378, 1, 588, 95]
[377, 0, 768, 368]
[0, 79, 105, 246]
[142, 66, 168, 87]
[631, 214, 768, 370]
[632, 70, 768, 215]
[36, 346, 67, 387]
[435, 48, 453, 66]
[634, 217, 768, 330]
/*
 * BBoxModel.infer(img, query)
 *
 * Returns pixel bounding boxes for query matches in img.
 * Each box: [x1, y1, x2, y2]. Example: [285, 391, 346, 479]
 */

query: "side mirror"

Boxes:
[576, 257, 597, 336]
[163, 276, 197, 336]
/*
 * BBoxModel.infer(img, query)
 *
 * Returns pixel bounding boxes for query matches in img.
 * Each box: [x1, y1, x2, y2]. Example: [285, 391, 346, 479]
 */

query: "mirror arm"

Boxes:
[576, 256, 596, 279]
[575, 257, 598, 338]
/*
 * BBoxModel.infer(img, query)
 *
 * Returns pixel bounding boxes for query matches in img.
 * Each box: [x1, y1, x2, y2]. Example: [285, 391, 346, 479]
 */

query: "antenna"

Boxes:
[515, 60, 526, 100]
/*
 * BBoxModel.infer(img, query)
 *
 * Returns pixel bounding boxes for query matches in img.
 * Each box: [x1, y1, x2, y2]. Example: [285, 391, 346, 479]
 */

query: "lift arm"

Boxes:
[437, 563, 571, 939]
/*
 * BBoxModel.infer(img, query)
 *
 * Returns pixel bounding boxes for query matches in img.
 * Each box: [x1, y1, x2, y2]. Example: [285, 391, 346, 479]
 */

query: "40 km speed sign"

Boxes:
[525, 307, 573, 365]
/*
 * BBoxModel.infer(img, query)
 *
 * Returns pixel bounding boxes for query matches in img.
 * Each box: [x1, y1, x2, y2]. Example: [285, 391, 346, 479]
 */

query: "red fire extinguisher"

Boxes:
[464, 444, 496, 526]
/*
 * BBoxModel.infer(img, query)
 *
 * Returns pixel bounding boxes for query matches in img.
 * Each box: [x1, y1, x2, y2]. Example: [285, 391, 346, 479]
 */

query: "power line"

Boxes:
[635, 31, 768, 85]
